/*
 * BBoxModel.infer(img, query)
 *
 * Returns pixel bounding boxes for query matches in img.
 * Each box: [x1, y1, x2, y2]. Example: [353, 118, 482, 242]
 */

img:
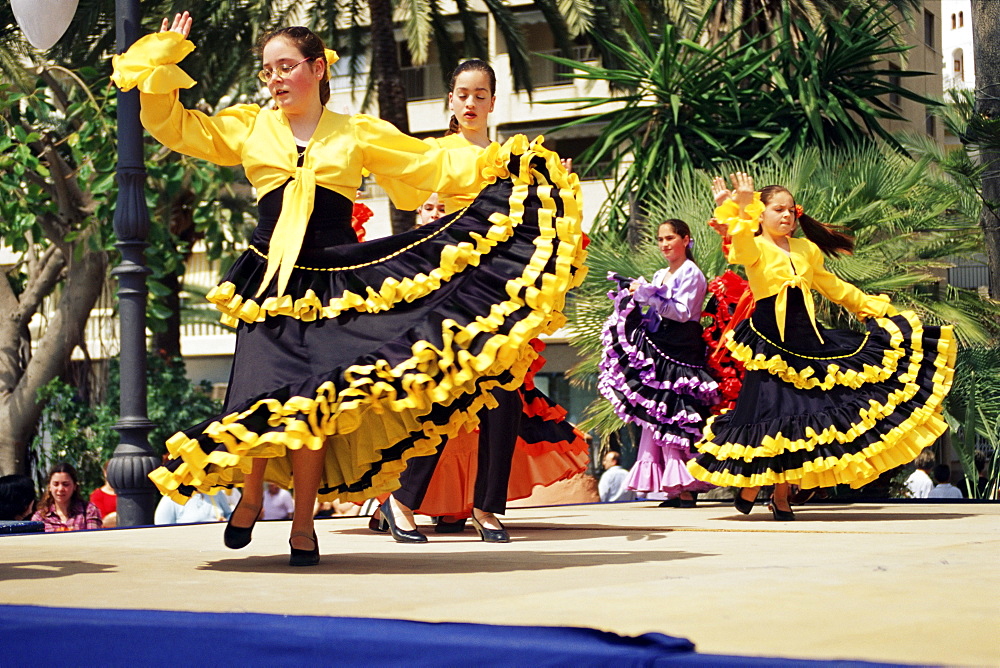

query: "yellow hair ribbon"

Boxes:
[324, 48, 339, 75]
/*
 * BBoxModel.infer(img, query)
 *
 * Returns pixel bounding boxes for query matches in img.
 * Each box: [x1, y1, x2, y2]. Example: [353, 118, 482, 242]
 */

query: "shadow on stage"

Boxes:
[0, 560, 117, 582]
[197, 547, 711, 575]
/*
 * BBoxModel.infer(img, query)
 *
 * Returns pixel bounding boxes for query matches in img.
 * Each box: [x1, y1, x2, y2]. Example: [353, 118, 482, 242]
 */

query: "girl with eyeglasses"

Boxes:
[111, 14, 585, 565]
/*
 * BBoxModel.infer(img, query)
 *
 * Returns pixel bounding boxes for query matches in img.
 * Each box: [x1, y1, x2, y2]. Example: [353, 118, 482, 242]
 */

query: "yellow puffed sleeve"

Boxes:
[110, 32, 256, 166]
[714, 198, 765, 267]
[808, 243, 894, 318]
[353, 117, 497, 211]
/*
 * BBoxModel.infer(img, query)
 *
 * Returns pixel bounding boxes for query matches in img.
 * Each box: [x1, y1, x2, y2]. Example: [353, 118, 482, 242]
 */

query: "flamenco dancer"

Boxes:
[372, 60, 587, 543]
[598, 218, 721, 508]
[111, 14, 585, 564]
[688, 173, 955, 520]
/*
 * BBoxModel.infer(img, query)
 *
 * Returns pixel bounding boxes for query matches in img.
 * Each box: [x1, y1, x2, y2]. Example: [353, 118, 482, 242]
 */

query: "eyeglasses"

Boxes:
[258, 57, 315, 83]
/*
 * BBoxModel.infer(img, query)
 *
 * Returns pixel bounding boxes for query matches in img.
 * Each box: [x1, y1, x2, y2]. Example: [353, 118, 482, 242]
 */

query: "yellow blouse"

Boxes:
[111, 31, 492, 297]
[716, 199, 892, 342]
[376, 133, 493, 214]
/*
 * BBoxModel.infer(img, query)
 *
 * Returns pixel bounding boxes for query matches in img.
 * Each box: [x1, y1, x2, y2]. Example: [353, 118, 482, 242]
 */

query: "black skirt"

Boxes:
[149, 138, 587, 503]
[688, 290, 956, 489]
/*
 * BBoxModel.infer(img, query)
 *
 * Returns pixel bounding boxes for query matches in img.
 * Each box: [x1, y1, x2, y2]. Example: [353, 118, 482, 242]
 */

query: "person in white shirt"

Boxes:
[599, 451, 635, 503]
[904, 449, 935, 499]
[262, 483, 295, 520]
[154, 490, 235, 525]
[927, 464, 964, 499]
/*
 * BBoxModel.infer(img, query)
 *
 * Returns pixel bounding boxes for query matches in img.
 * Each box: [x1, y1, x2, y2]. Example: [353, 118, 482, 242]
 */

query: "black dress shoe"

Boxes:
[470, 513, 510, 543]
[434, 517, 468, 534]
[224, 500, 260, 550]
[289, 531, 320, 567]
[768, 498, 795, 522]
[379, 499, 427, 543]
[733, 489, 756, 515]
[659, 497, 696, 508]
[368, 512, 388, 534]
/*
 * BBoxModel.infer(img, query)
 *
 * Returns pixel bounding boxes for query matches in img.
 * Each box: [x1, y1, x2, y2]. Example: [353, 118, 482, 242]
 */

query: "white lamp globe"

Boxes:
[10, 0, 80, 51]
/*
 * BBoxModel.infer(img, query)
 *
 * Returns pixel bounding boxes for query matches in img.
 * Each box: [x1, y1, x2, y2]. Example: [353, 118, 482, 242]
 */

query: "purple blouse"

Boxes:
[32, 500, 103, 532]
[632, 260, 707, 331]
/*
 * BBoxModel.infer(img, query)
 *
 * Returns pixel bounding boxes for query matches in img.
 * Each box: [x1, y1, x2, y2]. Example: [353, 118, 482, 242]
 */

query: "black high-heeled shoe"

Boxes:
[289, 531, 320, 567]
[224, 500, 261, 549]
[768, 498, 795, 522]
[379, 499, 427, 543]
[733, 489, 756, 515]
[434, 517, 468, 534]
[470, 513, 510, 543]
[368, 511, 388, 534]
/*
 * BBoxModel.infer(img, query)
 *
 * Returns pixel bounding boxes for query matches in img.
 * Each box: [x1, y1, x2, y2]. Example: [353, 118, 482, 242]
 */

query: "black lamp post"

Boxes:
[13, 0, 158, 526]
[105, 0, 159, 527]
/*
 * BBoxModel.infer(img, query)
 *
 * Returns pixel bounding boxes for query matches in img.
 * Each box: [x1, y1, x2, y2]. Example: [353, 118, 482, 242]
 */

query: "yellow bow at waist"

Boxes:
[256, 166, 317, 298]
[774, 275, 824, 344]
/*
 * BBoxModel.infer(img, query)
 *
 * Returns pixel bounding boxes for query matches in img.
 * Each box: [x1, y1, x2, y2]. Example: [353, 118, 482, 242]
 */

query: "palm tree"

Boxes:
[969, 1, 1000, 298]
[569, 144, 1000, 439]
[548, 1, 938, 238]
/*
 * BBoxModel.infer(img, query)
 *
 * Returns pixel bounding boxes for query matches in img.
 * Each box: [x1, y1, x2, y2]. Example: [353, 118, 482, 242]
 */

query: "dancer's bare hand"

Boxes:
[711, 176, 731, 206]
[729, 172, 754, 210]
[707, 217, 728, 236]
[160, 11, 192, 37]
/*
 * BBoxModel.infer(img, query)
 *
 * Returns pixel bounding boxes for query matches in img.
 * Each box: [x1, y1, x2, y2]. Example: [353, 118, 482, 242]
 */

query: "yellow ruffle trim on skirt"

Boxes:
[149, 140, 587, 503]
[688, 322, 956, 490]
[205, 136, 587, 328]
[725, 311, 926, 391]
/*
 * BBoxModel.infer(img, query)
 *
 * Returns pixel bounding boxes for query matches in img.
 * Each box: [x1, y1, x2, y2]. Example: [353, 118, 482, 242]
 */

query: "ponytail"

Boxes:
[758, 185, 853, 257]
[798, 212, 854, 257]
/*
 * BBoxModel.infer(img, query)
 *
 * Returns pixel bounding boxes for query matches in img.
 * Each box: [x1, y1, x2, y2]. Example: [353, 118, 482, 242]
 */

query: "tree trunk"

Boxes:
[971, 0, 1000, 298]
[0, 250, 107, 475]
[369, 0, 419, 235]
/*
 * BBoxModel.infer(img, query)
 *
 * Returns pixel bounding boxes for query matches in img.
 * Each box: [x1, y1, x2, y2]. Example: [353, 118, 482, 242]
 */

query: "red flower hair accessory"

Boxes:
[794, 204, 804, 218]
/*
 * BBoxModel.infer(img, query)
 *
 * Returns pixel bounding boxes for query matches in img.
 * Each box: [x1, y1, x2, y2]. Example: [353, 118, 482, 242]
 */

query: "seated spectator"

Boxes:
[262, 482, 295, 520]
[904, 448, 935, 499]
[928, 464, 964, 499]
[31, 463, 102, 532]
[974, 450, 991, 498]
[90, 461, 117, 528]
[599, 450, 635, 502]
[0, 474, 36, 521]
[154, 490, 236, 525]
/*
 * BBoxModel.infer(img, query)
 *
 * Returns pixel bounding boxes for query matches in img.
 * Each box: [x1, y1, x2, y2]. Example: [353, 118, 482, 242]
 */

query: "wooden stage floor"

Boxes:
[2, 500, 997, 665]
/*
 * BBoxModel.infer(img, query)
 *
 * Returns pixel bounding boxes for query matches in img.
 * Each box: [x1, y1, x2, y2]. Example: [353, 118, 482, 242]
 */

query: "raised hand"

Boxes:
[710, 176, 731, 206]
[729, 171, 755, 211]
[160, 11, 192, 37]
[707, 217, 728, 236]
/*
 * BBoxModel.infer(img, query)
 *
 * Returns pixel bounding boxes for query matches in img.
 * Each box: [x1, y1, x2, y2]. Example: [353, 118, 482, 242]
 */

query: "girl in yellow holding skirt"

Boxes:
[111, 13, 585, 564]
[688, 173, 955, 521]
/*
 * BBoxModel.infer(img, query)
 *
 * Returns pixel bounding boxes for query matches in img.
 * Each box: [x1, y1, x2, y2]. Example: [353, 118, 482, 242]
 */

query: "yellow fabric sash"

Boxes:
[775, 274, 823, 344]
[258, 164, 317, 298]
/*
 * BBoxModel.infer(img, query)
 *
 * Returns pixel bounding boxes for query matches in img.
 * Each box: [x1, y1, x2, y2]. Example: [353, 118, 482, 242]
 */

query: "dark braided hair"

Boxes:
[758, 185, 853, 257]
[446, 59, 496, 135]
[257, 26, 331, 106]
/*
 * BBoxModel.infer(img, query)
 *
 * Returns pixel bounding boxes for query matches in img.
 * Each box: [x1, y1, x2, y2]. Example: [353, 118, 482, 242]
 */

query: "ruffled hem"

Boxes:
[689, 319, 957, 489]
[150, 140, 586, 503]
[204, 136, 586, 328]
[627, 429, 715, 495]
[598, 283, 718, 441]
[726, 310, 926, 391]
[409, 391, 589, 517]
